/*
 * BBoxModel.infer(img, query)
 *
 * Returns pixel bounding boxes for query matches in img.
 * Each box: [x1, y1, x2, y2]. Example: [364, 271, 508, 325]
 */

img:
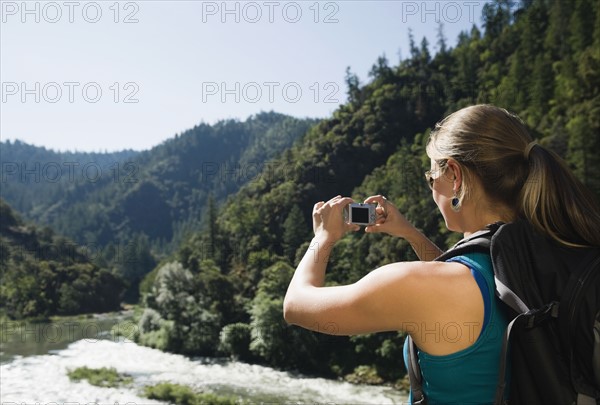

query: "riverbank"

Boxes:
[1, 337, 408, 404]
[0, 308, 137, 364]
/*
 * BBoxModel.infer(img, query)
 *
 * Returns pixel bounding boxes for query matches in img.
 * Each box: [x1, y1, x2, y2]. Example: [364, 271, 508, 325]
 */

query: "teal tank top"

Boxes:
[403, 252, 510, 404]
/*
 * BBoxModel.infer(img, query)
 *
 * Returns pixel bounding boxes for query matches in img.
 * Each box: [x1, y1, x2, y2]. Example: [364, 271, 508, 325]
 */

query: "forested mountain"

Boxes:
[136, 0, 600, 384]
[1, 112, 317, 253]
[0, 142, 138, 218]
[0, 200, 124, 319]
[1, 112, 318, 301]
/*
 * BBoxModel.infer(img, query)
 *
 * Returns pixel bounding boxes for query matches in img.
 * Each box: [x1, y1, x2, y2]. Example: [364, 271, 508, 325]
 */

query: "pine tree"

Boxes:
[529, 53, 554, 125]
[544, 0, 571, 60]
[345, 66, 362, 106]
[570, 0, 595, 54]
[282, 205, 308, 263]
[206, 194, 218, 260]
[436, 23, 447, 54]
[420, 37, 431, 65]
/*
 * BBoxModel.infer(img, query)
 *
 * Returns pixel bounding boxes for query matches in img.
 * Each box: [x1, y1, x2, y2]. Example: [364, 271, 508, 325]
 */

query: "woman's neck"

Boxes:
[461, 197, 515, 238]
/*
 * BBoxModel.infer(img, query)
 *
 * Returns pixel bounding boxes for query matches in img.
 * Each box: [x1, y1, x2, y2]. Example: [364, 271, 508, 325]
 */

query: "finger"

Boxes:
[344, 221, 360, 231]
[364, 195, 386, 205]
[325, 195, 342, 204]
[375, 216, 386, 225]
[365, 224, 381, 233]
[313, 201, 325, 215]
[333, 196, 355, 208]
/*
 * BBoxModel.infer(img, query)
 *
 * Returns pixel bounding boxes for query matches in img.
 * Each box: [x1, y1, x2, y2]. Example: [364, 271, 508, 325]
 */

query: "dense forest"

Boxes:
[0, 200, 124, 319]
[136, 0, 600, 385]
[1, 0, 599, 387]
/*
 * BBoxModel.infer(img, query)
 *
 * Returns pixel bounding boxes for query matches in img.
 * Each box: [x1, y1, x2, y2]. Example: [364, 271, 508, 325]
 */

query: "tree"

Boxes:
[282, 205, 308, 262]
[420, 37, 431, 65]
[529, 53, 554, 124]
[408, 28, 419, 60]
[219, 323, 254, 361]
[248, 261, 328, 372]
[369, 55, 393, 81]
[482, 0, 512, 39]
[206, 194, 218, 259]
[569, 0, 595, 54]
[436, 23, 447, 54]
[344, 66, 362, 106]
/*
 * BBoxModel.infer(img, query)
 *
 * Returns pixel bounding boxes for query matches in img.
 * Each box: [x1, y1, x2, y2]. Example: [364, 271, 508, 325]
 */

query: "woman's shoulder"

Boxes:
[373, 260, 487, 354]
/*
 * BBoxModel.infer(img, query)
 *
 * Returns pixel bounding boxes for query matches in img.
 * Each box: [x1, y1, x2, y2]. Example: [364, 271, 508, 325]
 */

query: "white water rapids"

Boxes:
[1, 337, 408, 404]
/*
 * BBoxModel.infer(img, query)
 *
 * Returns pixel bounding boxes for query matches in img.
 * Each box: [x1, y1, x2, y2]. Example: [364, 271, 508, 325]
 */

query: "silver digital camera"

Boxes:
[344, 202, 377, 226]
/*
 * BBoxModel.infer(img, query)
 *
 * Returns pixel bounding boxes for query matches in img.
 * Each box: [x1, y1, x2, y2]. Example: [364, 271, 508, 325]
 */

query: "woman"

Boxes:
[283, 104, 600, 404]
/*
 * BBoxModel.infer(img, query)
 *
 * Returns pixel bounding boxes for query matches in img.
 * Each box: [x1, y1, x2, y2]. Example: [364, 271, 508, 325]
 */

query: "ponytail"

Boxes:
[521, 144, 600, 248]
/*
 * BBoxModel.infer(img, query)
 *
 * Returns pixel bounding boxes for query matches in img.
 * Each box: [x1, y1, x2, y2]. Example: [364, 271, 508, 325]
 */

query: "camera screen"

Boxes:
[351, 206, 369, 224]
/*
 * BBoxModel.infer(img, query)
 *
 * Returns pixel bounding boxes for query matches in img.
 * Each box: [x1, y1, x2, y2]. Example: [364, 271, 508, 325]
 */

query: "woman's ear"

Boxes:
[446, 159, 462, 192]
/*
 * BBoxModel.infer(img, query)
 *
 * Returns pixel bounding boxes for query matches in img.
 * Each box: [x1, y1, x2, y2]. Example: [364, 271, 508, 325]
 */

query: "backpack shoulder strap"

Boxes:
[406, 335, 427, 404]
[436, 229, 493, 262]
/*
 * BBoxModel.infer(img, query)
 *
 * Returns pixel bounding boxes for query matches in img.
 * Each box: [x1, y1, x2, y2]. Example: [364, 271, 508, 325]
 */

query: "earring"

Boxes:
[451, 194, 461, 212]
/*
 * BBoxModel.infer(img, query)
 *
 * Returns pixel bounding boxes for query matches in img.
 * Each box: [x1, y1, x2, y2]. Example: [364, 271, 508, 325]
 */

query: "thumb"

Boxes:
[365, 224, 383, 233]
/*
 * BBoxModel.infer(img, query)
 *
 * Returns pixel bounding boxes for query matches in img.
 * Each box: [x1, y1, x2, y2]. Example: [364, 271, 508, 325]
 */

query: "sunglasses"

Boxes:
[424, 160, 448, 189]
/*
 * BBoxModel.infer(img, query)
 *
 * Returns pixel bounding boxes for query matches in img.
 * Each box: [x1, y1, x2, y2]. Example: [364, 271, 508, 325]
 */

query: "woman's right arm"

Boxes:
[364, 195, 443, 261]
[283, 195, 484, 354]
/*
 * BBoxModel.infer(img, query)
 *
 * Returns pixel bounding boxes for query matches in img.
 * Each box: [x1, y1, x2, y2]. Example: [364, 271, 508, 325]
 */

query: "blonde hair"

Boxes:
[426, 104, 600, 248]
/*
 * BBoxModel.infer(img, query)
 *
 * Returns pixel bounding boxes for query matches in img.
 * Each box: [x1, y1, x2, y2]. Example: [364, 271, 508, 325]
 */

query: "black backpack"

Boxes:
[407, 220, 600, 405]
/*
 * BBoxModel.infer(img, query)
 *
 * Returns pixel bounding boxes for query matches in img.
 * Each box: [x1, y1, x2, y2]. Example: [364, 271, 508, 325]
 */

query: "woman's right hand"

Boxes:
[312, 195, 360, 243]
[363, 195, 415, 238]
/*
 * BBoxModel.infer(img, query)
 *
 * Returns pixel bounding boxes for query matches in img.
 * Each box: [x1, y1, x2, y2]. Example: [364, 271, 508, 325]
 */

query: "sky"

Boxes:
[1, 1, 494, 152]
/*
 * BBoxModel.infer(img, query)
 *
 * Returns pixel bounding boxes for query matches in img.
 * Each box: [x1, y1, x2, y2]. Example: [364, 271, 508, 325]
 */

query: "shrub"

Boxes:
[67, 366, 132, 387]
[143, 382, 239, 405]
[219, 323, 253, 361]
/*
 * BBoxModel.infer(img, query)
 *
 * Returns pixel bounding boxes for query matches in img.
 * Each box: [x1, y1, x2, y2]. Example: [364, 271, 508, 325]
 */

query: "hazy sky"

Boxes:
[1, 1, 494, 152]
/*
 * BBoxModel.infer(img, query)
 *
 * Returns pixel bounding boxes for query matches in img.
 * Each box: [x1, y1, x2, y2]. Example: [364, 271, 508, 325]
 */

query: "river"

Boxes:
[1, 312, 408, 404]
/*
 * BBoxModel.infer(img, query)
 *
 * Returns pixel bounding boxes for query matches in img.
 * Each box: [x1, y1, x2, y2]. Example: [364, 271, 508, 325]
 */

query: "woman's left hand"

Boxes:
[312, 195, 360, 243]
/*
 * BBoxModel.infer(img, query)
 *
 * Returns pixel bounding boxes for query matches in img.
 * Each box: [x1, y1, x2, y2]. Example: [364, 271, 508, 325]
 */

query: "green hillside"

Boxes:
[0, 199, 124, 319]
